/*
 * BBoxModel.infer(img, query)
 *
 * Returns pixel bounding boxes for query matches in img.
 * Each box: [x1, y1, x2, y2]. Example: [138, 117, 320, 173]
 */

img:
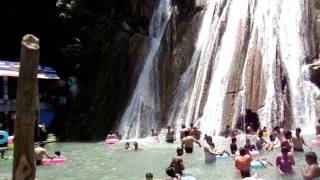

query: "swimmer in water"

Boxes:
[181, 131, 201, 153]
[292, 128, 310, 152]
[166, 126, 176, 143]
[204, 136, 230, 163]
[235, 147, 253, 178]
[169, 147, 184, 175]
[133, 142, 143, 151]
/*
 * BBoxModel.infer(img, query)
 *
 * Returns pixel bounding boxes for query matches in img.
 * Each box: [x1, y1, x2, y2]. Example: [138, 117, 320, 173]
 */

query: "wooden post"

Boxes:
[13, 34, 39, 180]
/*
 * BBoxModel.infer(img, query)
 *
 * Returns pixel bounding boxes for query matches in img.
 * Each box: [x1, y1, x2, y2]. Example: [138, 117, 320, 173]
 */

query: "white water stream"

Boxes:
[118, 0, 172, 139]
[120, 0, 319, 139]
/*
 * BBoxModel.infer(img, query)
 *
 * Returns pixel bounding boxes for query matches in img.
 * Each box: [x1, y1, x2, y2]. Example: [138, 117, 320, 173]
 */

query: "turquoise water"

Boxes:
[1, 135, 319, 180]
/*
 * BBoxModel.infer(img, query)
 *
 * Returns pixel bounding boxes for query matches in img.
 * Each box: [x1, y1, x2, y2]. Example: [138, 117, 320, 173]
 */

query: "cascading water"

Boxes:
[168, 0, 319, 135]
[249, 0, 284, 128]
[199, 0, 250, 136]
[166, 0, 223, 129]
[278, 0, 317, 129]
[120, 0, 319, 138]
[118, 0, 172, 139]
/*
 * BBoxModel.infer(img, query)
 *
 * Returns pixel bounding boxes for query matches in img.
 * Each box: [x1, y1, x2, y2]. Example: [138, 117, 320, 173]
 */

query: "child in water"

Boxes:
[53, 151, 64, 159]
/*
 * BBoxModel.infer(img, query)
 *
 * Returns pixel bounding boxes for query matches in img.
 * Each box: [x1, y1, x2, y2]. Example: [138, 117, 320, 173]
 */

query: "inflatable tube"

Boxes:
[105, 138, 119, 144]
[8, 136, 14, 144]
[0, 131, 8, 144]
[249, 150, 259, 156]
[182, 176, 196, 180]
[250, 161, 266, 169]
[216, 153, 229, 160]
[41, 158, 66, 165]
[312, 140, 320, 146]
[7, 143, 14, 150]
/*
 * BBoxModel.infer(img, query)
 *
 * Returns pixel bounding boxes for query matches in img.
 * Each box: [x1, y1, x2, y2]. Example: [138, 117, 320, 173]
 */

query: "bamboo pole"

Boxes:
[13, 34, 39, 180]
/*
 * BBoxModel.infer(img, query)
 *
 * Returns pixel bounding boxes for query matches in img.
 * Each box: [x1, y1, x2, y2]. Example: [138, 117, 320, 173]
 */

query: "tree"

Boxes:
[13, 34, 39, 180]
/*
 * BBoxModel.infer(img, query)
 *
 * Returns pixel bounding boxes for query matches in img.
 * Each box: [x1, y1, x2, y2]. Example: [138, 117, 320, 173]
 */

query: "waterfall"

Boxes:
[168, 0, 318, 136]
[166, 0, 220, 129]
[278, 0, 317, 129]
[118, 0, 172, 139]
[120, 0, 319, 139]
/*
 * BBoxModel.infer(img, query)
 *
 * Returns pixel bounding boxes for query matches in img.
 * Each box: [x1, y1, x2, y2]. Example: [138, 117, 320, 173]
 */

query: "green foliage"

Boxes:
[57, 0, 149, 140]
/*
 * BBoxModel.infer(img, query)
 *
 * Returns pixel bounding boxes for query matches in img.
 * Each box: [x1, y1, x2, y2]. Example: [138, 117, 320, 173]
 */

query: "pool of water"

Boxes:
[1, 135, 319, 180]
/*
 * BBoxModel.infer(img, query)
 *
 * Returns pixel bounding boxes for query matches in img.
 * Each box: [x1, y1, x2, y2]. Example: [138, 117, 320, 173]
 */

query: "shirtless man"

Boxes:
[292, 128, 310, 152]
[204, 136, 230, 163]
[180, 124, 189, 140]
[235, 147, 252, 178]
[301, 152, 320, 180]
[181, 131, 201, 153]
[170, 147, 184, 175]
[166, 126, 176, 143]
[34, 143, 53, 165]
[191, 127, 201, 140]
[316, 119, 320, 139]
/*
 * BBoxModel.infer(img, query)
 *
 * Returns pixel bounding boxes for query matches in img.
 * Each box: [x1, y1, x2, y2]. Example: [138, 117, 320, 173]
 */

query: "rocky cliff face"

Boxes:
[158, 0, 204, 126]
[62, 0, 205, 139]
[63, 0, 320, 139]
[61, 0, 157, 139]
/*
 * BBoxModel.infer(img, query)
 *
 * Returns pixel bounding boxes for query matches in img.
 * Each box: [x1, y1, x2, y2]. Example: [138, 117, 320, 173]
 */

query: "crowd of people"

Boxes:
[140, 121, 320, 180]
[27, 120, 320, 179]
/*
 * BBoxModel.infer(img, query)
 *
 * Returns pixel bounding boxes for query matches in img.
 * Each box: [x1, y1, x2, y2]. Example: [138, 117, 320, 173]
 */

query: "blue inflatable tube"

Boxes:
[182, 176, 196, 180]
[0, 130, 8, 144]
[216, 153, 229, 160]
[250, 161, 266, 169]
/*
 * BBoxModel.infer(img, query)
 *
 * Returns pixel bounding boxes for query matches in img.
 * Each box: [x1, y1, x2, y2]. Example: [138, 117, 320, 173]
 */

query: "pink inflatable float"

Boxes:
[312, 140, 320, 146]
[8, 136, 14, 144]
[41, 158, 66, 165]
[105, 139, 119, 144]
